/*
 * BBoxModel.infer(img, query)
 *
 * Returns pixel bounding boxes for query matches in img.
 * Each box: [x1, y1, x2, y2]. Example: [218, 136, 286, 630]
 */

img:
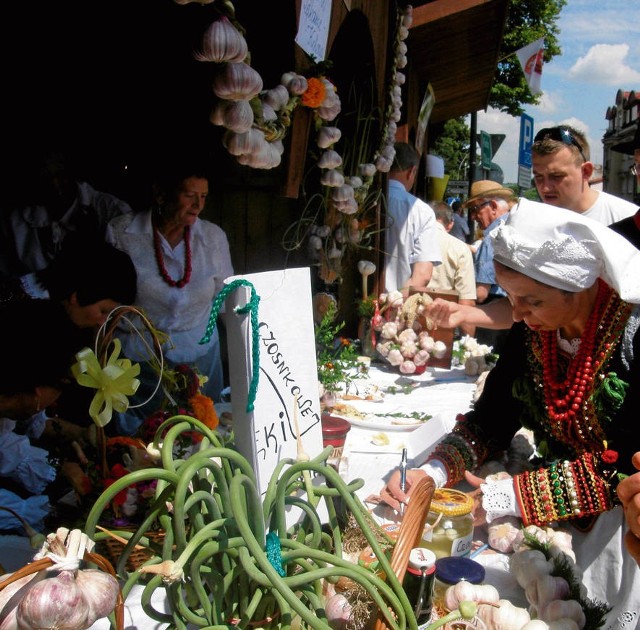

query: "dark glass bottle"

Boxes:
[403, 547, 436, 627]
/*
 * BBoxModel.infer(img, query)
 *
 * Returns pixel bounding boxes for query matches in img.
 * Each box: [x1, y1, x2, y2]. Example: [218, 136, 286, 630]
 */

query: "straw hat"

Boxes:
[462, 180, 516, 208]
[611, 123, 640, 156]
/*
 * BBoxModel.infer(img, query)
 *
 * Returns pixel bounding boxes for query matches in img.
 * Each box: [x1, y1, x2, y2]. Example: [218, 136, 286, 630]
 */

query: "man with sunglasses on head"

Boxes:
[532, 124, 636, 223]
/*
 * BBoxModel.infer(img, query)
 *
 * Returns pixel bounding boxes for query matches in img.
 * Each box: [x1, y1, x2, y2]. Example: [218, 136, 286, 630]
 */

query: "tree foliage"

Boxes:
[490, 0, 567, 116]
[432, 118, 471, 178]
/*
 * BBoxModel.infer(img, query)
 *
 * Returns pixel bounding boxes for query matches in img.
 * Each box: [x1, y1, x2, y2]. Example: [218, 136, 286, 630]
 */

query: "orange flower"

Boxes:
[189, 393, 219, 430]
[301, 77, 326, 108]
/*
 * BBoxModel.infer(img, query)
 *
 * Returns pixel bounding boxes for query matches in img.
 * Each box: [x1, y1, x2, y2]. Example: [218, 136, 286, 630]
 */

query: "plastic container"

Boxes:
[433, 556, 485, 610]
[419, 488, 474, 559]
[403, 547, 437, 627]
[320, 413, 351, 469]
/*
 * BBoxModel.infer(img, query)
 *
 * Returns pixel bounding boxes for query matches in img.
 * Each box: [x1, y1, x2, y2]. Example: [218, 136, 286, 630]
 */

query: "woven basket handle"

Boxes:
[374, 474, 436, 630]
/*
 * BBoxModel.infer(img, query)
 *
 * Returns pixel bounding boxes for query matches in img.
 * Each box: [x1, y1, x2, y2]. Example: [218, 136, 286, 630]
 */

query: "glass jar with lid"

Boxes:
[433, 556, 485, 610]
[419, 488, 474, 559]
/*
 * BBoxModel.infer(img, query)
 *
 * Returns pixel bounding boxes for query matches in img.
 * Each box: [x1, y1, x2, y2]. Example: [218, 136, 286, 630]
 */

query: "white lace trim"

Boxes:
[557, 329, 580, 356]
[481, 477, 521, 523]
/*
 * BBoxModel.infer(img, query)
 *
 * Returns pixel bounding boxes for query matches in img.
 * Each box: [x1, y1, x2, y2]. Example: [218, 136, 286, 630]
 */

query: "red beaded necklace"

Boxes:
[534, 279, 631, 448]
[153, 226, 192, 288]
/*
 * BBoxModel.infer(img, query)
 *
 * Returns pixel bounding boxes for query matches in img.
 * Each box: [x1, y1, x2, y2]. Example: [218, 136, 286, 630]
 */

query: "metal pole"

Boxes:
[468, 111, 477, 197]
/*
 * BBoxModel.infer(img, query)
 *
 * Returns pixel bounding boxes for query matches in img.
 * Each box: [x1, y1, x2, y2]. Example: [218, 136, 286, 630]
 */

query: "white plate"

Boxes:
[330, 412, 426, 432]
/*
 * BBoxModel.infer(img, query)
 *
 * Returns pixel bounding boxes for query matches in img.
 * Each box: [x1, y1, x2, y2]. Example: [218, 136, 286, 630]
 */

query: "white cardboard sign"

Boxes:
[224, 267, 324, 500]
[295, 0, 331, 62]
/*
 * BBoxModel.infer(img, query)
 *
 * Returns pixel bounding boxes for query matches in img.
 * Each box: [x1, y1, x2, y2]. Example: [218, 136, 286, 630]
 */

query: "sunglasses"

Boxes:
[468, 200, 491, 215]
[534, 126, 587, 163]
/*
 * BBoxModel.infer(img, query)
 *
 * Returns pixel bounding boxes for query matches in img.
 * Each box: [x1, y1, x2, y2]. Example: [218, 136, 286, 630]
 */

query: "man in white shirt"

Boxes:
[532, 124, 636, 223]
[384, 142, 441, 294]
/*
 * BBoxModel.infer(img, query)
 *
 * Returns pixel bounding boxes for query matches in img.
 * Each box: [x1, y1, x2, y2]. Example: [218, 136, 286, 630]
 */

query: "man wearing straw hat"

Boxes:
[461, 180, 517, 354]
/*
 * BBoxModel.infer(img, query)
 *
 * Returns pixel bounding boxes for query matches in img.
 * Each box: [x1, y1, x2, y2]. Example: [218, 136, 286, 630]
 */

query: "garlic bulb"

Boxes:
[358, 163, 377, 178]
[17, 570, 90, 630]
[223, 128, 267, 156]
[195, 16, 248, 63]
[212, 62, 263, 101]
[331, 184, 355, 203]
[319, 169, 345, 188]
[212, 99, 254, 133]
[75, 569, 120, 625]
[262, 85, 290, 111]
[317, 126, 342, 149]
[280, 72, 308, 95]
[237, 143, 282, 169]
[318, 149, 343, 169]
[476, 599, 531, 629]
[443, 581, 500, 611]
[0, 572, 40, 628]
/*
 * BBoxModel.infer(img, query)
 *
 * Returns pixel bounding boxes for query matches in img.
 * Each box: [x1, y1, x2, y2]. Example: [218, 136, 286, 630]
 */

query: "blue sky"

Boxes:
[474, 0, 640, 184]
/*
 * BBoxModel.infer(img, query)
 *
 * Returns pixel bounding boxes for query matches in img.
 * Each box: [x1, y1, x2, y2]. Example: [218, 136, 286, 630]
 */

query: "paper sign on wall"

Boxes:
[224, 267, 324, 501]
[295, 0, 331, 62]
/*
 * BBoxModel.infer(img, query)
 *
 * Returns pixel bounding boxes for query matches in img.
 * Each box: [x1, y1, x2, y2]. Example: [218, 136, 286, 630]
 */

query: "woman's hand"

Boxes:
[424, 298, 465, 330]
[617, 451, 640, 566]
[464, 470, 487, 527]
[379, 467, 427, 512]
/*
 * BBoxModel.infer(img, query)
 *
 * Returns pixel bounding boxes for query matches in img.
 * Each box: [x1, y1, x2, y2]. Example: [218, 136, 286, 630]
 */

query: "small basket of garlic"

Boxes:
[371, 291, 450, 374]
[0, 527, 123, 629]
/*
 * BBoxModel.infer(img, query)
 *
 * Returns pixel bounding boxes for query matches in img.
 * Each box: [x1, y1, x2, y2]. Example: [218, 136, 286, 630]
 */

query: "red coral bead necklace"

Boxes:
[540, 280, 606, 424]
[153, 226, 192, 288]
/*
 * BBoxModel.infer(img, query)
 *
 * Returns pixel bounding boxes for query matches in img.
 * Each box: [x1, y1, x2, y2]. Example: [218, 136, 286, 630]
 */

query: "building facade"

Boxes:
[603, 88, 639, 203]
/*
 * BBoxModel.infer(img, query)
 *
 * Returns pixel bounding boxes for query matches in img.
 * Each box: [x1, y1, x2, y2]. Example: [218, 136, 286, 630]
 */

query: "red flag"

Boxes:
[515, 37, 545, 96]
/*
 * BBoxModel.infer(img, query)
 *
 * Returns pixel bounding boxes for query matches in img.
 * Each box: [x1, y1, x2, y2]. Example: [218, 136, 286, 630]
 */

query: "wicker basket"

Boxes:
[95, 525, 166, 573]
[373, 475, 436, 630]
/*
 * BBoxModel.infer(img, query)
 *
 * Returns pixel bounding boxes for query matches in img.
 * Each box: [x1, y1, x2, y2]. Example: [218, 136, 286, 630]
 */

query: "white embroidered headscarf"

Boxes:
[491, 198, 640, 304]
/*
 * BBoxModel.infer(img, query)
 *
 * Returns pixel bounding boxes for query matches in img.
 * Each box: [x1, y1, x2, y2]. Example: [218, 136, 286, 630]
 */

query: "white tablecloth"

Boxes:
[339, 362, 477, 501]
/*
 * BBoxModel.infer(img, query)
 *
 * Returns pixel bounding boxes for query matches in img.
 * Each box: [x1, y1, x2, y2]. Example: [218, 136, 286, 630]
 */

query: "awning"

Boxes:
[408, 0, 510, 123]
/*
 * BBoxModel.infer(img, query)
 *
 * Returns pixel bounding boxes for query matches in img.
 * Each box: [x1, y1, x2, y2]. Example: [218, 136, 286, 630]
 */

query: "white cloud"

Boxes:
[535, 91, 561, 116]
[568, 44, 640, 85]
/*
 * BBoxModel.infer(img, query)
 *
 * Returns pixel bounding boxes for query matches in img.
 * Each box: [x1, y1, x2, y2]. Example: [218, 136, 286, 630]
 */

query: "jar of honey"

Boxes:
[419, 488, 474, 559]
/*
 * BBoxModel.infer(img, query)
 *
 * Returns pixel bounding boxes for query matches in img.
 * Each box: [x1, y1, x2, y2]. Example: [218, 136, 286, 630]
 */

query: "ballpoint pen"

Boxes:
[399, 447, 408, 515]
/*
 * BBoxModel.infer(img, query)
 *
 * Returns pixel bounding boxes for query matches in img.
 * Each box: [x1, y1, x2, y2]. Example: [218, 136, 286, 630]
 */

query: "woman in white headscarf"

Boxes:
[380, 198, 640, 628]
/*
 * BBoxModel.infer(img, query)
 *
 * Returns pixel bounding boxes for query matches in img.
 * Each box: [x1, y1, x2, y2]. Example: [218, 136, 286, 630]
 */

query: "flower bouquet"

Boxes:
[371, 291, 448, 375]
[451, 335, 499, 376]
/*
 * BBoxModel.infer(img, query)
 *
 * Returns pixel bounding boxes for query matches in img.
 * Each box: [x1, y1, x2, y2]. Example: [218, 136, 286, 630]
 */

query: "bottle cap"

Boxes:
[408, 547, 437, 571]
[429, 488, 474, 516]
[435, 556, 485, 585]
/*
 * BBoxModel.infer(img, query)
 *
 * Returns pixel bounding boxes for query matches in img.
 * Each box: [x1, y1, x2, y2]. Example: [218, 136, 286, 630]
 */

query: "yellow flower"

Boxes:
[189, 393, 219, 430]
[301, 77, 326, 108]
